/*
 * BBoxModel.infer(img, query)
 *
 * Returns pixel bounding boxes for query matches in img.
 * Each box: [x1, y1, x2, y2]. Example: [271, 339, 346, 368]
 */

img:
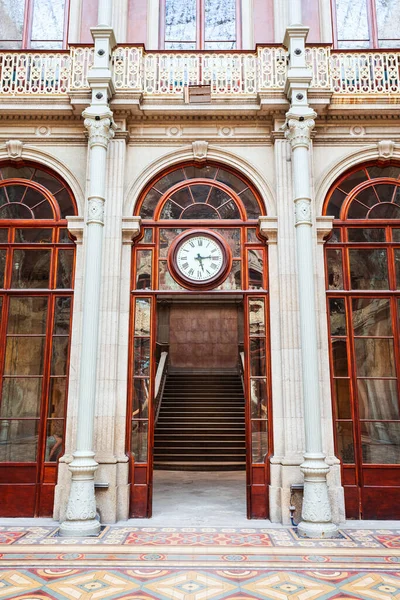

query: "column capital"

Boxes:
[83, 113, 116, 149]
[284, 112, 317, 149]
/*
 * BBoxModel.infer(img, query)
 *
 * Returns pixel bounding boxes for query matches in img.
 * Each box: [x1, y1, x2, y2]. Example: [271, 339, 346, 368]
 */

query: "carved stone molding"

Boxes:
[5, 139, 23, 160]
[67, 216, 85, 244]
[285, 115, 316, 149]
[87, 197, 105, 225]
[258, 216, 278, 244]
[192, 140, 208, 162]
[377, 139, 396, 159]
[294, 198, 312, 225]
[83, 115, 116, 149]
[316, 216, 334, 244]
[122, 216, 142, 244]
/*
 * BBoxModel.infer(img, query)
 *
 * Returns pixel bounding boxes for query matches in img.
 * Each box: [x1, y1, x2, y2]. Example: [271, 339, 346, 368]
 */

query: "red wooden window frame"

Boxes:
[128, 162, 272, 519]
[324, 162, 400, 519]
[0, 162, 77, 518]
[331, 0, 400, 49]
[1, 0, 70, 50]
[159, 0, 242, 50]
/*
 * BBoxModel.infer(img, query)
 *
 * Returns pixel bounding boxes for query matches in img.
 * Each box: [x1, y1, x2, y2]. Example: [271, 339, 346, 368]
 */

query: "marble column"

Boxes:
[59, 114, 115, 537]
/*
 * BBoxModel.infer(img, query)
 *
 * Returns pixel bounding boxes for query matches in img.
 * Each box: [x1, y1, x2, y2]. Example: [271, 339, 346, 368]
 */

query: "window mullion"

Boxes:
[367, 0, 378, 48]
[198, 0, 204, 50]
[22, 0, 34, 49]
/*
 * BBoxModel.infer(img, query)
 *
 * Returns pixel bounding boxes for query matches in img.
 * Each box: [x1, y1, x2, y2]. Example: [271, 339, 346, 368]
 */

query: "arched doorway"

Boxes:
[0, 162, 77, 517]
[127, 163, 272, 519]
[324, 162, 400, 519]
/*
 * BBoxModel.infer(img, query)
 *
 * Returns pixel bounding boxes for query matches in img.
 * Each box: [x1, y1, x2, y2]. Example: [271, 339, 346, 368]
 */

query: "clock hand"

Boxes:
[194, 253, 204, 270]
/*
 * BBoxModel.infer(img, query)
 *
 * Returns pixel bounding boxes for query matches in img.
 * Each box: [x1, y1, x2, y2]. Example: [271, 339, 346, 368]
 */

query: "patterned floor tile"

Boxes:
[0, 531, 26, 545]
[124, 531, 273, 547]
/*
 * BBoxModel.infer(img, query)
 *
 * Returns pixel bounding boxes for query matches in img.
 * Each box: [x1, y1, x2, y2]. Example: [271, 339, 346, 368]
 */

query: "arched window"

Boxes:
[161, 0, 240, 49]
[0, 162, 76, 517]
[324, 162, 400, 520]
[129, 162, 271, 519]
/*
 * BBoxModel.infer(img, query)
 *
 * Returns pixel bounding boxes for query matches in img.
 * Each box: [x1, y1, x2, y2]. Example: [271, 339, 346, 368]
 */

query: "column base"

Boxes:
[297, 520, 339, 539]
[59, 518, 101, 538]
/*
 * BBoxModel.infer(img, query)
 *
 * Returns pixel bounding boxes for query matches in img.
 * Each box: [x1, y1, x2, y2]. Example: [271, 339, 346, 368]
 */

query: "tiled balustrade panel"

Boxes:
[330, 51, 400, 94]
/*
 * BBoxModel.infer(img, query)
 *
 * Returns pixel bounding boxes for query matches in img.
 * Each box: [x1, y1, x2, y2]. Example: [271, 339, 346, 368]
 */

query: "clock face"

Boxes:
[169, 231, 230, 288]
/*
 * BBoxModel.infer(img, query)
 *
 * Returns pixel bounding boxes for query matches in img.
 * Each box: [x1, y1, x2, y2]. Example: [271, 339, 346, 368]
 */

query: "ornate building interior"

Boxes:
[0, 0, 399, 537]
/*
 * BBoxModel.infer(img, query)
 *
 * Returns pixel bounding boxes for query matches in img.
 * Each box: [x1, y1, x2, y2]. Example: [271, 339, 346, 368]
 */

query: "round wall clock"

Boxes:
[168, 229, 232, 289]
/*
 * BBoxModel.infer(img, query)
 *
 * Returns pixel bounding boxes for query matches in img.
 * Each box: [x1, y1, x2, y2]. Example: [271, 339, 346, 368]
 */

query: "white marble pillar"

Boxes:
[241, 0, 254, 49]
[289, 0, 302, 24]
[147, 0, 160, 49]
[285, 114, 337, 537]
[59, 114, 115, 537]
[98, 0, 112, 26]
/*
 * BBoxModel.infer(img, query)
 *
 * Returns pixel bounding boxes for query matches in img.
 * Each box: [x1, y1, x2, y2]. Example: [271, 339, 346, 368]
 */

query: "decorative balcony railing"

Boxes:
[0, 46, 399, 97]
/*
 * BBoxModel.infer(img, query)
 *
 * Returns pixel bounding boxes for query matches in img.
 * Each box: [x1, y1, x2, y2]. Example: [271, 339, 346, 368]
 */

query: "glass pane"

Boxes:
[208, 188, 231, 210]
[48, 377, 66, 418]
[329, 298, 346, 336]
[31, 0, 65, 42]
[11, 249, 51, 288]
[249, 298, 265, 336]
[7, 297, 48, 334]
[354, 186, 380, 208]
[347, 228, 385, 243]
[131, 420, 148, 462]
[0, 0, 24, 42]
[159, 261, 185, 290]
[395, 249, 400, 289]
[132, 378, 149, 419]
[54, 188, 74, 219]
[214, 228, 241, 257]
[141, 228, 153, 243]
[159, 229, 185, 258]
[349, 249, 388, 290]
[56, 250, 74, 289]
[161, 200, 183, 220]
[0, 420, 38, 462]
[216, 260, 241, 290]
[392, 229, 400, 242]
[218, 200, 240, 220]
[335, 0, 369, 44]
[0, 229, 7, 243]
[23, 188, 53, 218]
[368, 203, 400, 219]
[340, 169, 369, 193]
[358, 379, 399, 420]
[51, 336, 69, 376]
[248, 249, 264, 290]
[327, 189, 346, 219]
[1, 378, 42, 418]
[328, 228, 341, 243]
[250, 338, 266, 377]
[250, 379, 267, 419]
[155, 170, 185, 193]
[0, 249, 6, 287]
[58, 229, 71, 243]
[134, 298, 151, 336]
[247, 228, 258, 243]
[237, 188, 260, 219]
[334, 378, 351, 419]
[0, 203, 32, 219]
[352, 298, 392, 336]
[139, 188, 162, 219]
[54, 297, 71, 335]
[15, 229, 52, 243]
[136, 250, 152, 290]
[190, 185, 211, 203]
[205, 0, 236, 43]
[251, 420, 268, 463]
[347, 199, 369, 219]
[336, 421, 355, 463]
[134, 338, 150, 376]
[45, 420, 64, 462]
[376, 0, 400, 44]
[326, 249, 343, 290]
[217, 169, 247, 193]
[181, 204, 219, 220]
[367, 165, 400, 180]
[332, 339, 348, 377]
[165, 0, 196, 43]
[170, 188, 193, 210]
[183, 166, 217, 180]
[361, 422, 400, 464]
[355, 338, 395, 377]
[5, 337, 45, 375]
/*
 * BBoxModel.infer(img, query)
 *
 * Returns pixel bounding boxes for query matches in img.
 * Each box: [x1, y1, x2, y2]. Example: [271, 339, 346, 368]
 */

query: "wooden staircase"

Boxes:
[154, 372, 246, 471]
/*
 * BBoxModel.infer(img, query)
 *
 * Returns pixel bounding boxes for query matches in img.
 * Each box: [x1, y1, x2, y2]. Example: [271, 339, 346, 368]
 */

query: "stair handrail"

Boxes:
[154, 351, 168, 424]
[239, 351, 245, 391]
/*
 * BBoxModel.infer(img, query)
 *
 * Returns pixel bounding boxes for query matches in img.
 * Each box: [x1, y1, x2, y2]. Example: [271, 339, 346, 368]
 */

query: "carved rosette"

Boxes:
[84, 116, 115, 149]
[295, 198, 312, 226]
[87, 196, 105, 225]
[285, 117, 315, 150]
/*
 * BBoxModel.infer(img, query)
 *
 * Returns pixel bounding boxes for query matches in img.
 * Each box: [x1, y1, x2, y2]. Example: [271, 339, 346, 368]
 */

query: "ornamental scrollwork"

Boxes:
[84, 116, 115, 149]
[87, 197, 105, 224]
[285, 116, 315, 149]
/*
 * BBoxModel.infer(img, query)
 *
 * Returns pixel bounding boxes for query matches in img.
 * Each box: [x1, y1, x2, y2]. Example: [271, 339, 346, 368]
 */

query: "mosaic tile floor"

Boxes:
[0, 526, 399, 599]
